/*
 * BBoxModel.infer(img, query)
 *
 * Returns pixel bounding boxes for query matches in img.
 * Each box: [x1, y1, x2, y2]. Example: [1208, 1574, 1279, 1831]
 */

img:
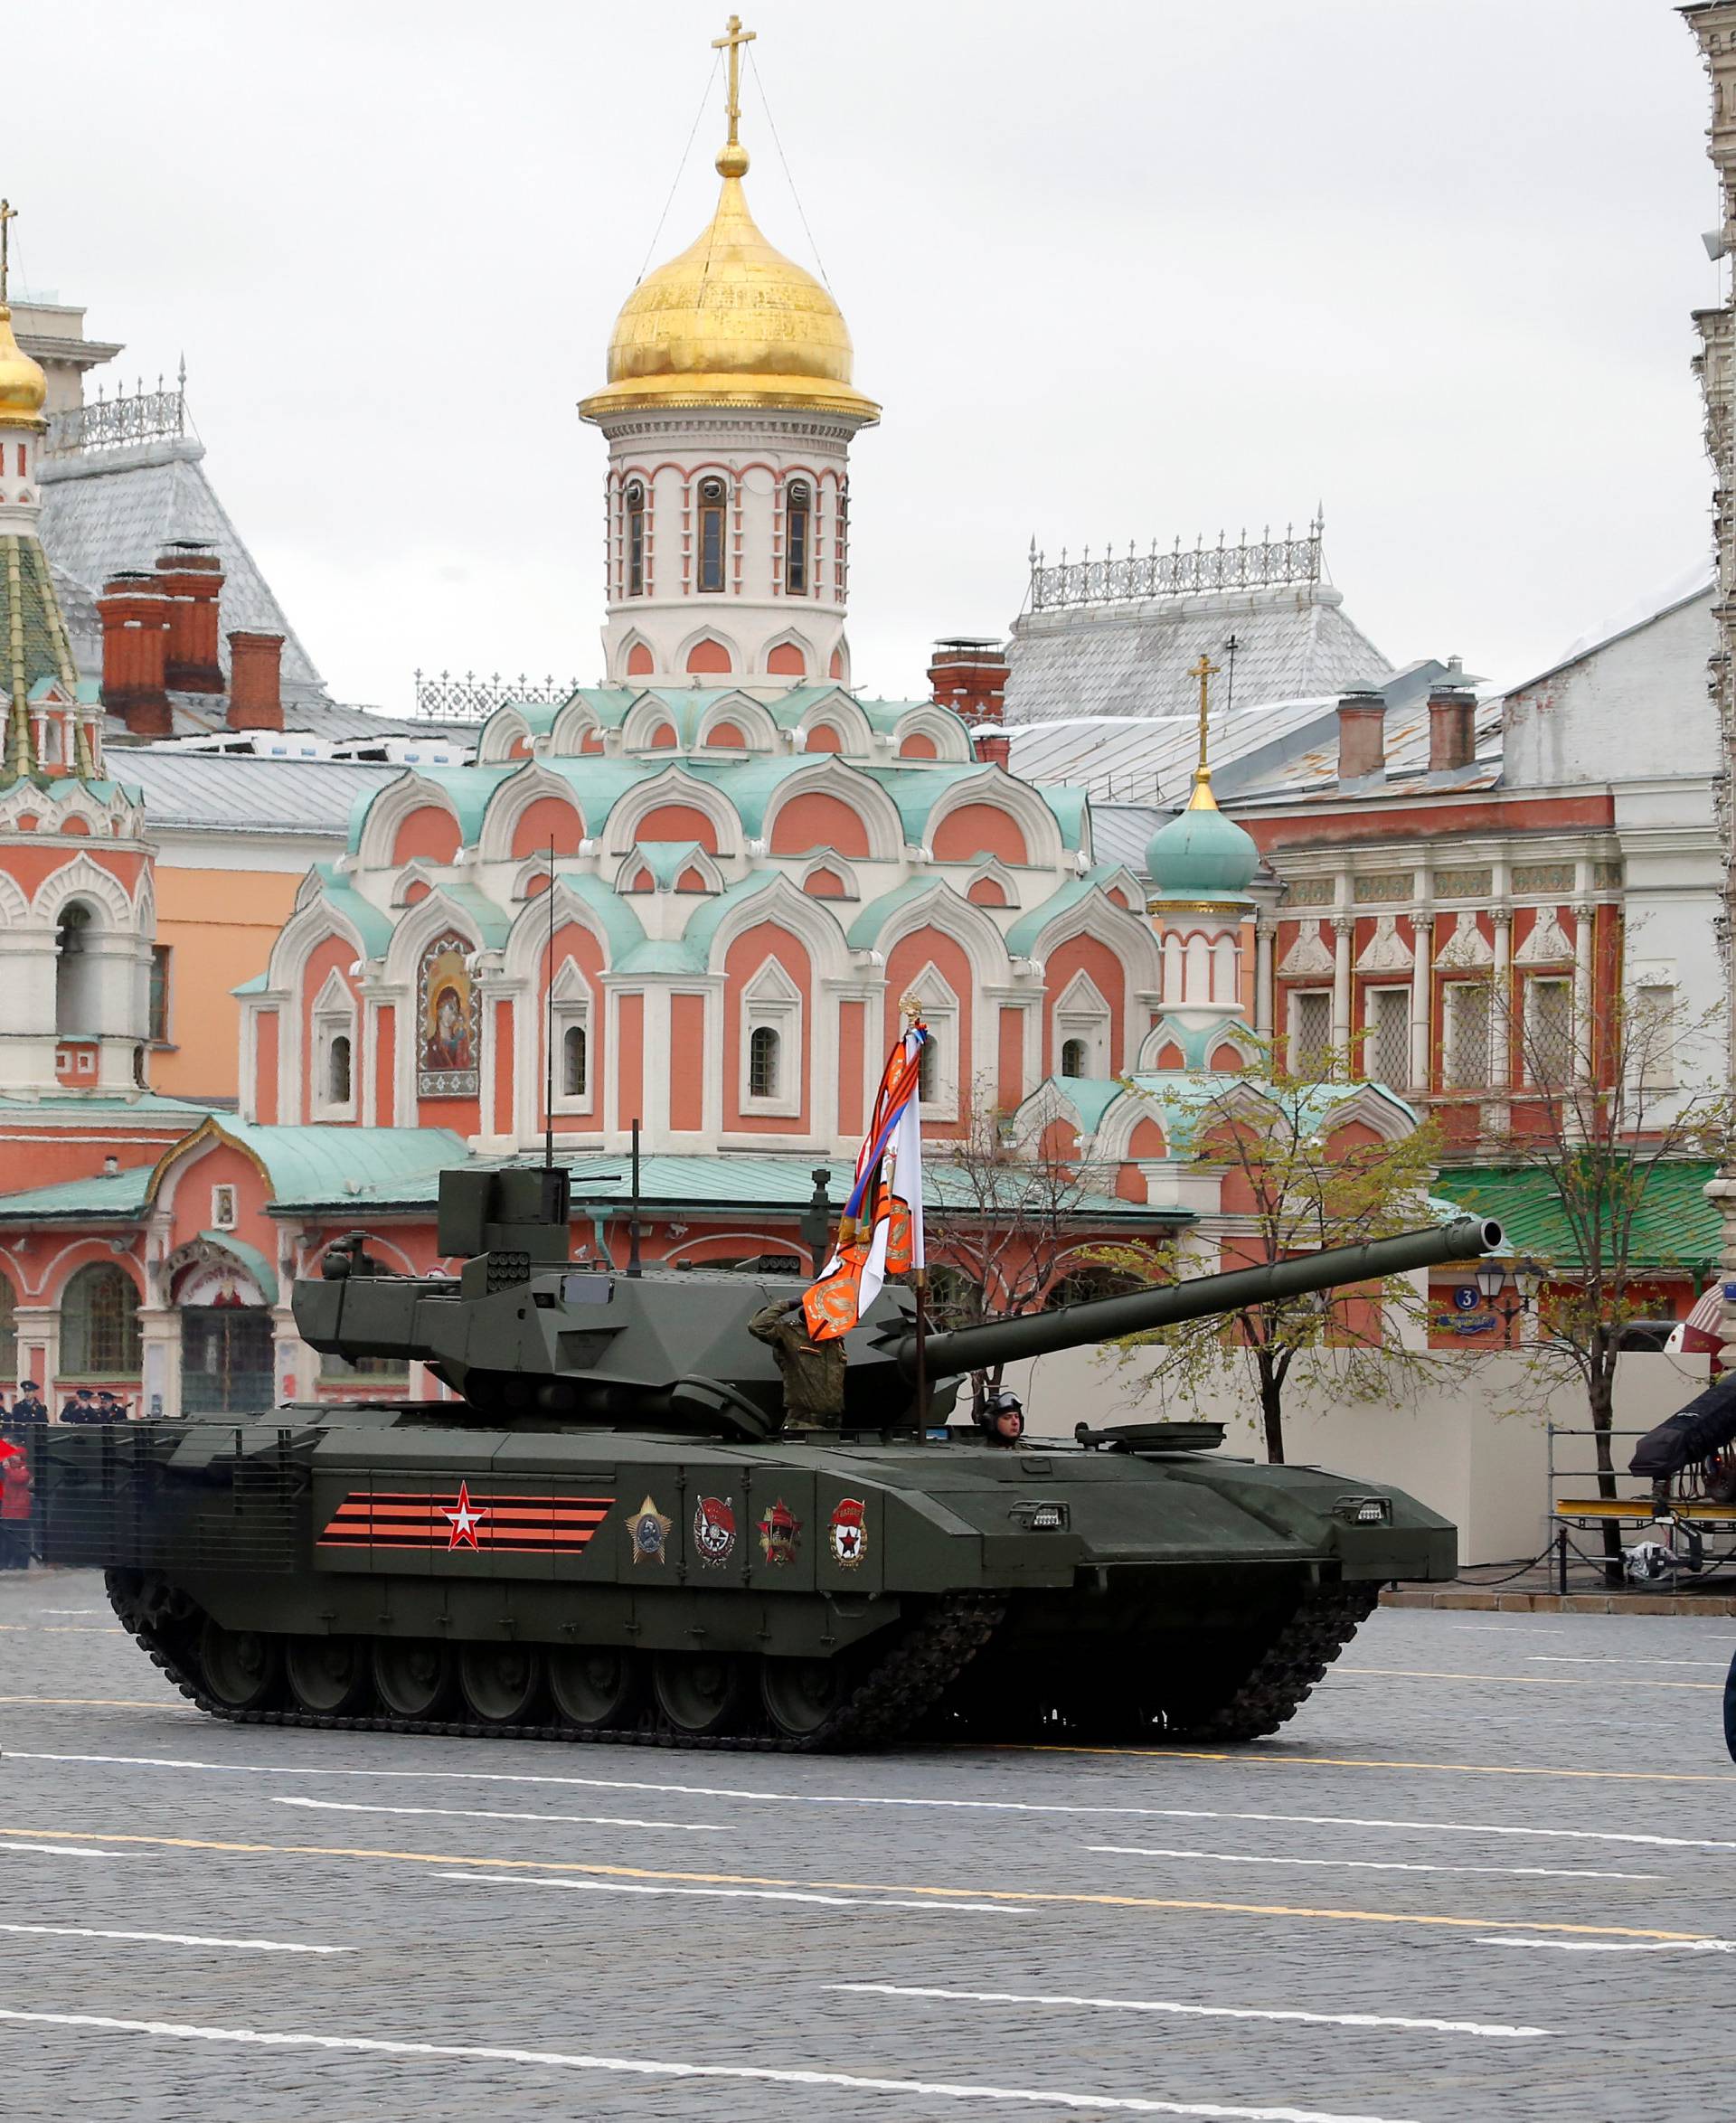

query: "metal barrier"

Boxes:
[1546, 1421, 1736, 1591]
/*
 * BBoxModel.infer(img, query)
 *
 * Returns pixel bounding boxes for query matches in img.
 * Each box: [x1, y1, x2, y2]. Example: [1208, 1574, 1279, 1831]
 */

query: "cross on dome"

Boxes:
[712, 14, 757, 175]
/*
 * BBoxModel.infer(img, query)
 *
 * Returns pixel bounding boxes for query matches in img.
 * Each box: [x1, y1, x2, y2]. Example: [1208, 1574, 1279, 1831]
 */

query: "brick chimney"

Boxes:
[227, 630, 284, 731]
[155, 543, 225, 693]
[1335, 686, 1386, 781]
[929, 637, 1009, 721]
[928, 637, 1011, 767]
[1427, 660, 1477, 773]
[99, 573, 174, 738]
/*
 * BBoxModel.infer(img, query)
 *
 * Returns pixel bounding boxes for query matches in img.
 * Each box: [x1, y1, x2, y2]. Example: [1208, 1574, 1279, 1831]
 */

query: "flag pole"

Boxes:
[902, 993, 929, 1444]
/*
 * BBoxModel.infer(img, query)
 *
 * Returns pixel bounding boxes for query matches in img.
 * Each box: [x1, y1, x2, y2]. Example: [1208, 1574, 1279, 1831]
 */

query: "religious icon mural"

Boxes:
[417, 934, 479, 1097]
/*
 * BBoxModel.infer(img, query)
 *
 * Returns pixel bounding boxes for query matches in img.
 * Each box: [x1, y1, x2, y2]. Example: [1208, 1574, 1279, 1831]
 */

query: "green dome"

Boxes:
[1146, 790, 1259, 897]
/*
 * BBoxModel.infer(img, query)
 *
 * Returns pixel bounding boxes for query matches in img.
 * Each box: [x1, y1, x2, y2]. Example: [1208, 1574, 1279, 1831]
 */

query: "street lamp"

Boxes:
[1474, 1257, 1545, 1344]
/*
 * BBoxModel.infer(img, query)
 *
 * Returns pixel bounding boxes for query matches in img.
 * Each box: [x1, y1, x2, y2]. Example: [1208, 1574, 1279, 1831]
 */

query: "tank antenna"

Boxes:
[543, 838, 557, 1173]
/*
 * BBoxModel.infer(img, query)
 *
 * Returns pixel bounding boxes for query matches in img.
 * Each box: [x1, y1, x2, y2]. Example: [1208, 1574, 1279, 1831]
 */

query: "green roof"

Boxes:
[0, 1163, 158, 1221]
[1435, 1162, 1722, 1277]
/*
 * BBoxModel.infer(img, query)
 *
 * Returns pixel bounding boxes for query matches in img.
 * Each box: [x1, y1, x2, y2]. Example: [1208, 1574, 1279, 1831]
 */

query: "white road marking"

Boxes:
[1337, 1665, 1720, 1694]
[1071, 1803, 1736, 1856]
[0, 1920, 347, 1955]
[443, 1871, 1023, 1917]
[270, 1795, 726, 1833]
[0, 2006, 1420, 2120]
[12, 1753, 1730, 1846]
[4, 1843, 123, 1860]
[1525, 1655, 1731, 1670]
[32, 1609, 106, 1617]
[830, 1983, 1552, 2043]
[1086, 1844, 1655, 1882]
[1480, 1936, 1736, 1956]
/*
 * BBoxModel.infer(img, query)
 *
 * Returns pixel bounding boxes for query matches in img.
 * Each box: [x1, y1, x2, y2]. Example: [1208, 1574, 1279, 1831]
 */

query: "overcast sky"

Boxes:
[10, 1, 1722, 712]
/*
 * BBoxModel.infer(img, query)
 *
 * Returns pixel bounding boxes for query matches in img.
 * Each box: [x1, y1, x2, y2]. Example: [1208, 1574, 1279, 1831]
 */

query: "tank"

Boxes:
[35, 1167, 1501, 1751]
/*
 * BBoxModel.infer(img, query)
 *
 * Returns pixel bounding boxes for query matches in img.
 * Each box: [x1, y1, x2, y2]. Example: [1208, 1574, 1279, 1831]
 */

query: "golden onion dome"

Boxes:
[0, 305, 47, 431]
[580, 142, 878, 425]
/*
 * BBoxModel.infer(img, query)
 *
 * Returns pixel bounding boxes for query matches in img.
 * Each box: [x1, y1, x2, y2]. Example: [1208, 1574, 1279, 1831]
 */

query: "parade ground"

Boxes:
[0, 1569, 1730, 2122]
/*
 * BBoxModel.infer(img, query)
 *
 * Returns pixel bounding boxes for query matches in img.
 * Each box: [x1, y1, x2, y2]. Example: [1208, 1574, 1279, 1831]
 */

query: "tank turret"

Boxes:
[294, 1167, 1500, 1435]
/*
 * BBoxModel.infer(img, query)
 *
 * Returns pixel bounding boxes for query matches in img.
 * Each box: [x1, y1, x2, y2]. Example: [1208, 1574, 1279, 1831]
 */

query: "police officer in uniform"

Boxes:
[9, 1382, 46, 1430]
[748, 1294, 846, 1435]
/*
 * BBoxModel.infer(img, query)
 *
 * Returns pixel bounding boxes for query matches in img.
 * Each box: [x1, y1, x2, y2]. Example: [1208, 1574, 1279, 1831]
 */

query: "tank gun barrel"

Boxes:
[901, 1215, 1502, 1381]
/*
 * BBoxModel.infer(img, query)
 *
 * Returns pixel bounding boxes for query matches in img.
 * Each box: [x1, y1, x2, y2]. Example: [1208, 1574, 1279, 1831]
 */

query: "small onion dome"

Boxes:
[0, 306, 46, 431]
[1145, 776, 1258, 898]
[580, 147, 878, 424]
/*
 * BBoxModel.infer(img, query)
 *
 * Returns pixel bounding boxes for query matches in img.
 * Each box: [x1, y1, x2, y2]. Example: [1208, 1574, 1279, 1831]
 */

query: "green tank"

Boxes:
[35, 1167, 1500, 1751]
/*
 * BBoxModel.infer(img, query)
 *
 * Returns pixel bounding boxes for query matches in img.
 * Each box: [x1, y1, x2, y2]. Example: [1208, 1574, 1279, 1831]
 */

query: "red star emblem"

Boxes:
[442, 1481, 487, 1551]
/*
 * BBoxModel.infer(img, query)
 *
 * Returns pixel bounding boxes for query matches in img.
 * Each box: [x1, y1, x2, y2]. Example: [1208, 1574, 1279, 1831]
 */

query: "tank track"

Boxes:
[1165, 1584, 1380, 1742]
[104, 1573, 1005, 1756]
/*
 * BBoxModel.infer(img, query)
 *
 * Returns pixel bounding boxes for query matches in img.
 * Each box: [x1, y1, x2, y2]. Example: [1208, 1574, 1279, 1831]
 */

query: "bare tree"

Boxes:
[924, 1085, 1109, 1420]
[1481, 977, 1734, 1580]
[1093, 1039, 1444, 1464]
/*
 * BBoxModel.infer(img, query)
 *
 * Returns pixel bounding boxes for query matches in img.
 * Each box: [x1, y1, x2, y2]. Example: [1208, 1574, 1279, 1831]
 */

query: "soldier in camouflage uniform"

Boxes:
[748, 1295, 846, 1434]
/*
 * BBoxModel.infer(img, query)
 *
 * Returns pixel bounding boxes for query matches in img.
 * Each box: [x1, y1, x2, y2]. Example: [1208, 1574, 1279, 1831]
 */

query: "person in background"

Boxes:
[95, 1388, 128, 1422]
[9, 1382, 46, 1429]
[0, 1434, 31, 1569]
[61, 1386, 101, 1425]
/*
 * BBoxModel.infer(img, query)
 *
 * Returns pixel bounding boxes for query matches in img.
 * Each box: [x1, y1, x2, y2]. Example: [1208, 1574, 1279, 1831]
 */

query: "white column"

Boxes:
[1489, 907, 1512, 1090]
[1253, 920, 1274, 1039]
[1572, 901, 1595, 1082]
[1409, 904, 1432, 1090]
[1330, 916, 1354, 1072]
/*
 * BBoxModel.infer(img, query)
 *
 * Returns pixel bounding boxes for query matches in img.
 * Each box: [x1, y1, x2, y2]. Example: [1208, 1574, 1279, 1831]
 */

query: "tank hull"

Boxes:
[37, 1409, 1452, 1749]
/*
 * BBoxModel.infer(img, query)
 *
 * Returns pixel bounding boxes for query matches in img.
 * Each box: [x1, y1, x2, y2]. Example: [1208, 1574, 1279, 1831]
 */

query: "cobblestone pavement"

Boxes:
[2, 1570, 1732, 2121]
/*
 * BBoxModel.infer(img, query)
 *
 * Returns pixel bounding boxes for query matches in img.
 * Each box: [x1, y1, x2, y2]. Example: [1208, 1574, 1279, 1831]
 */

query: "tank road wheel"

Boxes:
[550, 1647, 643, 1732]
[652, 1650, 751, 1739]
[760, 1655, 847, 1741]
[285, 1635, 373, 1717]
[371, 1638, 456, 1722]
[458, 1643, 545, 1728]
[197, 1618, 282, 1714]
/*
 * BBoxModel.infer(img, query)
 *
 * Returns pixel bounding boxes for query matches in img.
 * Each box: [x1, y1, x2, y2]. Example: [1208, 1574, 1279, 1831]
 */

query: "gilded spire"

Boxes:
[712, 14, 757, 176]
[0, 196, 47, 435]
[1187, 651, 1221, 813]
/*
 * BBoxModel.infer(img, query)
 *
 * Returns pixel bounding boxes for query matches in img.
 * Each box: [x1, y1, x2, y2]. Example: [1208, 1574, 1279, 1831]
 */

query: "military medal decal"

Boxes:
[757, 1496, 800, 1567]
[693, 1495, 737, 1565]
[828, 1496, 867, 1570]
[625, 1494, 673, 1565]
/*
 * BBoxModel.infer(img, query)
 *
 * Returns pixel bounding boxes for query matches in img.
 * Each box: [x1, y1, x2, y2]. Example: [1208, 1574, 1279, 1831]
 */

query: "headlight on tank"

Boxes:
[1335, 1495, 1392, 1525]
[1012, 1500, 1070, 1531]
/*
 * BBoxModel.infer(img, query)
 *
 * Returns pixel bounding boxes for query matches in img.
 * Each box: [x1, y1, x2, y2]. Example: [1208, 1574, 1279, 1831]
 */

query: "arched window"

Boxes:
[749, 1024, 780, 1099]
[563, 1024, 587, 1097]
[54, 902, 95, 1037]
[1060, 1038, 1087, 1079]
[60, 1263, 141, 1377]
[0, 1274, 15, 1388]
[835, 480, 849, 593]
[918, 1029, 939, 1103]
[626, 481, 646, 597]
[698, 477, 727, 594]
[785, 480, 810, 596]
[327, 1033, 352, 1107]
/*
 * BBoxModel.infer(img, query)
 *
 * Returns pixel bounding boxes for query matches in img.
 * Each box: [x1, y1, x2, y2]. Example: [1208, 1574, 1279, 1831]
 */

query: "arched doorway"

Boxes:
[175, 1256, 274, 1416]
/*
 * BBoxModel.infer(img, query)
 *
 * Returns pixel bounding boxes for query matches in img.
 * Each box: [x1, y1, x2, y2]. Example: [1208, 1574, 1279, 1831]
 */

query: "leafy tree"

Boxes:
[1477, 978, 1734, 1580]
[1094, 1039, 1444, 1464]
[923, 1085, 1109, 1420]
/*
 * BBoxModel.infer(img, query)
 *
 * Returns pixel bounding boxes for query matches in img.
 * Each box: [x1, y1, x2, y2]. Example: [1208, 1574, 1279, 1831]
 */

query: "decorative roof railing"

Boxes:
[411, 669, 582, 722]
[1029, 517, 1324, 612]
[44, 378, 188, 459]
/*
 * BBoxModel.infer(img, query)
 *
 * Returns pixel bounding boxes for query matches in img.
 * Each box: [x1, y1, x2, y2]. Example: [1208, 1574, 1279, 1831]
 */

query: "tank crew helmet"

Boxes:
[976, 1390, 1025, 1442]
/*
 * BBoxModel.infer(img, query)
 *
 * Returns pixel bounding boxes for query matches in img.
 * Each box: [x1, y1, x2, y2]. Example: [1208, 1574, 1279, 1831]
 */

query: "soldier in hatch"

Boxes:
[748, 1294, 846, 1436]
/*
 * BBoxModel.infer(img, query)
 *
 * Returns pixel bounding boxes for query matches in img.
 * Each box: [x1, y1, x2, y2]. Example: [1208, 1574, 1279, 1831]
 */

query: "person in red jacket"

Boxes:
[0, 1437, 31, 1571]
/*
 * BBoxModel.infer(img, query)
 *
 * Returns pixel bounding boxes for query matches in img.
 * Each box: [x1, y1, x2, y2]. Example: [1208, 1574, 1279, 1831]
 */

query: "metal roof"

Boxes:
[38, 438, 326, 699]
[1005, 581, 1391, 724]
[110, 750, 401, 835]
[1435, 1163, 1721, 1277]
